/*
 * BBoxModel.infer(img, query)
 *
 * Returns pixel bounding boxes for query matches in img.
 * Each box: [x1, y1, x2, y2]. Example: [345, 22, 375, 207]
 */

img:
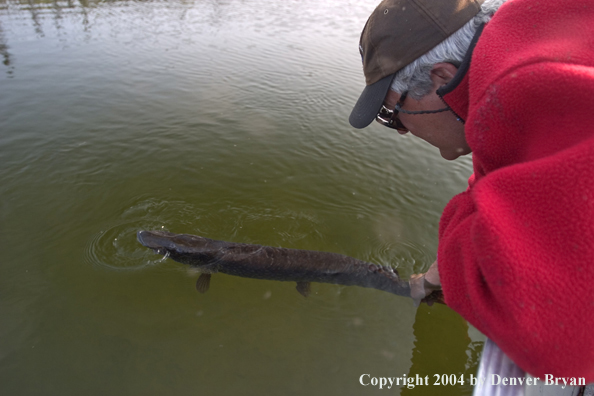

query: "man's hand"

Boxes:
[409, 260, 442, 305]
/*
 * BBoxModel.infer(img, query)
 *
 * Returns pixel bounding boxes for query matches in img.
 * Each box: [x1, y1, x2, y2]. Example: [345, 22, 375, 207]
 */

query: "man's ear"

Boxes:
[430, 63, 459, 87]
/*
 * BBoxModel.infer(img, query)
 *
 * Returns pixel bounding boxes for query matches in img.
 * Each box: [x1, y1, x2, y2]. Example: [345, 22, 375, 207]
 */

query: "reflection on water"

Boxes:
[0, 23, 11, 75]
[403, 304, 482, 396]
[0, 0, 479, 394]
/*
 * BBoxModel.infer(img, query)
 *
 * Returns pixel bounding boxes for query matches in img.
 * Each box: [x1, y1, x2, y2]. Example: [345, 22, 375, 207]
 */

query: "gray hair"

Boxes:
[390, 0, 507, 99]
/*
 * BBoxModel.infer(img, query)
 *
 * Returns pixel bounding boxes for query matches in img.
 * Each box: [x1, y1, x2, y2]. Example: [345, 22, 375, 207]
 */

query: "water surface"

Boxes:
[0, 1, 481, 394]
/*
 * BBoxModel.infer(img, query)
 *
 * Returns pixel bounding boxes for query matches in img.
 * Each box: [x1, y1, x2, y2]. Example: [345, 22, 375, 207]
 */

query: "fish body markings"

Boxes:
[137, 230, 412, 298]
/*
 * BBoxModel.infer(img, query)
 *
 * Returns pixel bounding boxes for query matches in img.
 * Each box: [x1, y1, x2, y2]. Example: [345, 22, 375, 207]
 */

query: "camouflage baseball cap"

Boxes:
[349, 0, 484, 129]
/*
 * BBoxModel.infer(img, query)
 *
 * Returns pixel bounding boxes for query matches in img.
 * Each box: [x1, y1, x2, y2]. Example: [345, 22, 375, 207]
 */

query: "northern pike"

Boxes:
[137, 230, 443, 303]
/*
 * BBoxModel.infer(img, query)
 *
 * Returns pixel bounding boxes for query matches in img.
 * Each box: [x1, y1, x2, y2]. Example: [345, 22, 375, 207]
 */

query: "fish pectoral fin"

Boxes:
[196, 273, 211, 293]
[296, 281, 311, 297]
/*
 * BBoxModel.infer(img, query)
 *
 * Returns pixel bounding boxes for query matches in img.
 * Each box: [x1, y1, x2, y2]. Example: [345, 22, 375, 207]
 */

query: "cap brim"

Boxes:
[349, 74, 395, 129]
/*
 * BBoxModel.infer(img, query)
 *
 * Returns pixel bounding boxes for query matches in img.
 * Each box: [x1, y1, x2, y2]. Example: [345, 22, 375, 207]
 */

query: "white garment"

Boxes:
[473, 339, 584, 396]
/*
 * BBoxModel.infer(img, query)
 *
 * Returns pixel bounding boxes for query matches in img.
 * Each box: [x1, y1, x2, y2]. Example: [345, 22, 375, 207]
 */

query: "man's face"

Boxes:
[380, 64, 470, 161]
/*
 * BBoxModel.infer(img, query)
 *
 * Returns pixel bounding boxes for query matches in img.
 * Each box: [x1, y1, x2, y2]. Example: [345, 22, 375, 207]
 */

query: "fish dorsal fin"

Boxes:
[296, 281, 311, 297]
[196, 273, 211, 293]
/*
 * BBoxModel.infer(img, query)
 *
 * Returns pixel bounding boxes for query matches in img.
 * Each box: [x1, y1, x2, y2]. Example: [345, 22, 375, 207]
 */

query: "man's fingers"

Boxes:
[409, 274, 429, 305]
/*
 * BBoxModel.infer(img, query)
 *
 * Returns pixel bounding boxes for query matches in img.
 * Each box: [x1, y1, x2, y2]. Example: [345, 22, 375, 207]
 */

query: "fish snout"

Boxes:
[136, 230, 152, 247]
[137, 230, 175, 257]
[137, 230, 222, 264]
[137, 230, 174, 250]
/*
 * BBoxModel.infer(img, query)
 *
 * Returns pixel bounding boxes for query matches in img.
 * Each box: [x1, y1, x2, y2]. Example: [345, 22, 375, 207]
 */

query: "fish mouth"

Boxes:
[137, 230, 177, 253]
[137, 230, 217, 254]
[137, 230, 225, 267]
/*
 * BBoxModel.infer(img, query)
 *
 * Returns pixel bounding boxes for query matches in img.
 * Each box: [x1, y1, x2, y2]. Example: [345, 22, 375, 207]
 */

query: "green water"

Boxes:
[0, 0, 482, 394]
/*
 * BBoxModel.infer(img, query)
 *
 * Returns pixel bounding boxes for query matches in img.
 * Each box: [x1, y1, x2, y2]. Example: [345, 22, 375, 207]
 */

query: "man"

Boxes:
[350, 0, 594, 382]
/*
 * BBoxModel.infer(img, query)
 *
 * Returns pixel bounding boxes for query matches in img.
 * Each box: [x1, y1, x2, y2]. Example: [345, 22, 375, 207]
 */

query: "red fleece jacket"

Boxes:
[437, 0, 594, 381]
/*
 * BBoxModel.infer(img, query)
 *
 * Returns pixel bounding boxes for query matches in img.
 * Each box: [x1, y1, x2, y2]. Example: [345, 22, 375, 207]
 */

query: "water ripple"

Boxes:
[84, 195, 332, 271]
[366, 238, 435, 273]
[85, 219, 169, 271]
[83, 195, 198, 271]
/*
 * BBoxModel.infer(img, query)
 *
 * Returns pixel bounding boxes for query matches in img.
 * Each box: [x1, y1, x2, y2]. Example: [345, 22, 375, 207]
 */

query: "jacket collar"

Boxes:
[436, 23, 486, 123]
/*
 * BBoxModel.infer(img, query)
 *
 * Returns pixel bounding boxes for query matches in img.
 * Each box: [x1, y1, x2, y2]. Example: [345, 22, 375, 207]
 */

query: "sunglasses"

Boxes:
[375, 91, 408, 132]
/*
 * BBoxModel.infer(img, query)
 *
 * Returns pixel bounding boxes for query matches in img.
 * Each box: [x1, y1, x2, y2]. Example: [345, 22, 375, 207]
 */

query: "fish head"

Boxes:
[137, 230, 225, 267]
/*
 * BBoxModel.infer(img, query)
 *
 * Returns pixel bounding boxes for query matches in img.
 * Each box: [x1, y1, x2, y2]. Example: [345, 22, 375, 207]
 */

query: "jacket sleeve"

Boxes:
[438, 62, 594, 381]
